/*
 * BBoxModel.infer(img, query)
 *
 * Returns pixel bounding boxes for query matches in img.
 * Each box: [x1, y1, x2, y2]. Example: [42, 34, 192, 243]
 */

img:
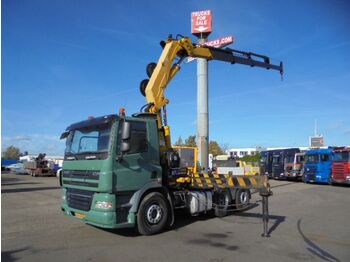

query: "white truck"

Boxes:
[212, 155, 259, 176]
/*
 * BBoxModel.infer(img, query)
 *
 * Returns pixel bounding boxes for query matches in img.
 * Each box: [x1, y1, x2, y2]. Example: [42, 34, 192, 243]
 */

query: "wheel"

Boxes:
[137, 192, 169, 235]
[235, 189, 250, 210]
[214, 190, 231, 217]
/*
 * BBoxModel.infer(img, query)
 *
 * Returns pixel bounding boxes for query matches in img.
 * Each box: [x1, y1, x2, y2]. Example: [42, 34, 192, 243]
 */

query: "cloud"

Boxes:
[3, 135, 32, 141]
[344, 129, 350, 135]
[2, 134, 65, 156]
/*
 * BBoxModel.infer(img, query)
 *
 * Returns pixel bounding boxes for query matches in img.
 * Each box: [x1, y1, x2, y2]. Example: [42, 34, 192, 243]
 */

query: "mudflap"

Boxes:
[166, 191, 175, 227]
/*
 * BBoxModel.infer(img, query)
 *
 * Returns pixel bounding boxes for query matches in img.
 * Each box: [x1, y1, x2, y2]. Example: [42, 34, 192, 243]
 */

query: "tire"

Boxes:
[146, 62, 157, 78]
[214, 190, 231, 217]
[235, 189, 250, 210]
[137, 192, 169, 235]
[139, 79, 149, 97]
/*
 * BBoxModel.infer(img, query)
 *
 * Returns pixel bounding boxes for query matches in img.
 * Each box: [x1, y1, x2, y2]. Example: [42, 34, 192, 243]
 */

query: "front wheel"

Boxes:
[137, 192, 169, 235]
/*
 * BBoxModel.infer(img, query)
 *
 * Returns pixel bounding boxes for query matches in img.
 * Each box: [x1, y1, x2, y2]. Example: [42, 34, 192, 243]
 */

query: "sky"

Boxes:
[2, 0, 350, 155]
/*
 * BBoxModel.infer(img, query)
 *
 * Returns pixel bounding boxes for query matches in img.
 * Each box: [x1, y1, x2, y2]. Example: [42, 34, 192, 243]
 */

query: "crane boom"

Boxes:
[142, 35, 283, 115]
[139, 35, 283, 150]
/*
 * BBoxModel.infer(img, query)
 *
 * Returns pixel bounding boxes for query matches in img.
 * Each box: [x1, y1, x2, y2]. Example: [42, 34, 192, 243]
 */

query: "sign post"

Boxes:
[192, 10, 212, 171]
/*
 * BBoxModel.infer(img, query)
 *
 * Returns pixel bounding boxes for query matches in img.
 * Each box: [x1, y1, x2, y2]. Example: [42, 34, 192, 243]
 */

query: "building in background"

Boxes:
[228, 147, 266, 158]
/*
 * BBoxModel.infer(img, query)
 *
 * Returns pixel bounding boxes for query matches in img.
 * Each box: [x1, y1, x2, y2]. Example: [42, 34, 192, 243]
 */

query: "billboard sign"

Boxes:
[204, 36, 234, 47]
[310, 136, 324, 147]
[186, 36, 234, 63]
[191, 10, 212, 35]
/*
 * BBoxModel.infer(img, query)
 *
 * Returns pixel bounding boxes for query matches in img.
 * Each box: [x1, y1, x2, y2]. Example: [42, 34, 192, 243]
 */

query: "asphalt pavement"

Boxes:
[2, 173, 349, 262]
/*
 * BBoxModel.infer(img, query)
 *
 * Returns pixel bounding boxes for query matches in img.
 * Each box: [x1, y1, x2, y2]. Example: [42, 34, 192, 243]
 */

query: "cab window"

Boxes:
[321, 154, 329, 162]
[118, 121, 148, 154]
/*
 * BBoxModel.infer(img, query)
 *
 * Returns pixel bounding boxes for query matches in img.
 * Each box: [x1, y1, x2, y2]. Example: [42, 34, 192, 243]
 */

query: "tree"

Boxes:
[209, 141, 224, 156]
[241, 152, 261, 164]
[220, 143, 230, 154]
[184, 135, 197, 147]
[2, 146, 21, 160]
[174, 136, 184, 146]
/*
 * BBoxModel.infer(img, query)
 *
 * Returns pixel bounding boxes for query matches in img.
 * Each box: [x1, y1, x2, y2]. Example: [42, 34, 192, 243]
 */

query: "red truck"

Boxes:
[331, 147, 350, 185]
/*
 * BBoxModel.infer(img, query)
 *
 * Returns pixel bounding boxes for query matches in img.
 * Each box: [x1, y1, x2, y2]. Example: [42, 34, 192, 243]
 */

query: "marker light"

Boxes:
[119, 108, 126, 117]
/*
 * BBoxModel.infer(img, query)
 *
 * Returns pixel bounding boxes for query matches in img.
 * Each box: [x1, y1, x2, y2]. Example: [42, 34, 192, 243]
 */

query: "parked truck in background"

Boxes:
[59, 35, 282, 235]
[260, 150, 279, 178]
[212, 155, 259, 176]
[303, 148, 333, 183]
[272, 148, 300, 180]
[284, 152, 305, 180]
[331, 147, 350, 184]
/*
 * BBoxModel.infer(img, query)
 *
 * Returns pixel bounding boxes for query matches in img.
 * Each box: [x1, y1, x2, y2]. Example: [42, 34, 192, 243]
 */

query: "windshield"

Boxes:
[305, 154, 320, 164]
[65, 123, 112, 158]
[333, 152, 350, 162]
[285, 155, 294, 163]
[296, 155, 305, 163]
[272, 155, 281, 164]
[213, 159, 237, 168]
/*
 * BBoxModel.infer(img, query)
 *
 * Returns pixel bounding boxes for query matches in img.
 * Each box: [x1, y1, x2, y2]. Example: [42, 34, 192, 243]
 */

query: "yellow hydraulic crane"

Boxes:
[139, 34, 283, 153]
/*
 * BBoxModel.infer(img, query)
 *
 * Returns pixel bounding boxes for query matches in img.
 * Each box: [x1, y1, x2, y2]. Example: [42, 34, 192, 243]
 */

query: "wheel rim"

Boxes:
[240, 191, 248, 204]
[146, 204, 163, 224]
[218, 192, 229, 208]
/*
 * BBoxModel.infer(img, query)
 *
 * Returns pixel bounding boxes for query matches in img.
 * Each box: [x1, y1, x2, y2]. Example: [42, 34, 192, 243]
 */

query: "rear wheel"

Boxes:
[235, 189, 250, 210]
[137, 192, 168, 235]
[214, 190, 231, 217]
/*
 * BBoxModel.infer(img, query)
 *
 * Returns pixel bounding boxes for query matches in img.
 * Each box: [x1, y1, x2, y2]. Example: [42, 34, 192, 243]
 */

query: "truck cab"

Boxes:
[260, 150, 274, 177]
[284, 152, 305, 180]
[60, 113, 165, 230]
[303, 148, 333, 183]
[272, 148, 300, 180]
[331, 147, 350, 184]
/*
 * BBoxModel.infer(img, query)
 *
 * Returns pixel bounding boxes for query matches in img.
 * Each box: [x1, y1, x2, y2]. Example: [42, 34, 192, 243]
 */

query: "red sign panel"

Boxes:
[205, 36, 234, 48]
[191, 10, 212, 34]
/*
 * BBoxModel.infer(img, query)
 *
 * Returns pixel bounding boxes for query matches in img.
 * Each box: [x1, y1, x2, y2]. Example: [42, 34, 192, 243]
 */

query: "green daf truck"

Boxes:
[59, 35, 282, 235]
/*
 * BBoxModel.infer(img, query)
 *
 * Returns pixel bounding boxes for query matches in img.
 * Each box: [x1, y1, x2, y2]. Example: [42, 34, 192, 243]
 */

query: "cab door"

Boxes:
[113, 119, 161, 192]
[320, 154, 332, 182]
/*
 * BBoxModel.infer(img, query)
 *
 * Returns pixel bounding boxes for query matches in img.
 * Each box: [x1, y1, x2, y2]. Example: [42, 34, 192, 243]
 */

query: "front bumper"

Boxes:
[61, 188, 135, 229]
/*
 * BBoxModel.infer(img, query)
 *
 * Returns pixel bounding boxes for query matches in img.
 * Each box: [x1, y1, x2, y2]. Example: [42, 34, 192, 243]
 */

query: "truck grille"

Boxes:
[63, 170, 100, 180]
[332, 164, 345, 178]
[304, 166, 316, 180]
[333, 164, 345, 175]
[66, 188, 94, 211]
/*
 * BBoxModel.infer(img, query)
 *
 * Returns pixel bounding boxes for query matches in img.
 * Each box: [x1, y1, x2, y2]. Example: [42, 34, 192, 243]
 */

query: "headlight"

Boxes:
[95, 201, 113, 209]
[346, 175, 350, 181]
[62, 195, 66, 200]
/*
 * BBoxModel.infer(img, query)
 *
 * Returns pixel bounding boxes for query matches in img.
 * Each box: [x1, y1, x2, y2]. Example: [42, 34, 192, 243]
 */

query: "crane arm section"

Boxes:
[143, 35, 283, 115]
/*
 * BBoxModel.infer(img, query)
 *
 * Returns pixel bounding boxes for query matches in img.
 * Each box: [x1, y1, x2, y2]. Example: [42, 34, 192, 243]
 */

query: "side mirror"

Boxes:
[121, 122, 131, 140]
[121, 141, 130, 153]
[60, 131, 69, 140]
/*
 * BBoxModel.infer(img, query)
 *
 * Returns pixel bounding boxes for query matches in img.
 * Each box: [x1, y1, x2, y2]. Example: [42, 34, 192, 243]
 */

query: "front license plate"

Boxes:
[75, 212, 86, 219]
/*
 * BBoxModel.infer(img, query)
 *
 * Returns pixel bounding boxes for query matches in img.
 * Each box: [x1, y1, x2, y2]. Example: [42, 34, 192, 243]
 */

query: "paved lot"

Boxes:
[2, 173, 350, 262]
